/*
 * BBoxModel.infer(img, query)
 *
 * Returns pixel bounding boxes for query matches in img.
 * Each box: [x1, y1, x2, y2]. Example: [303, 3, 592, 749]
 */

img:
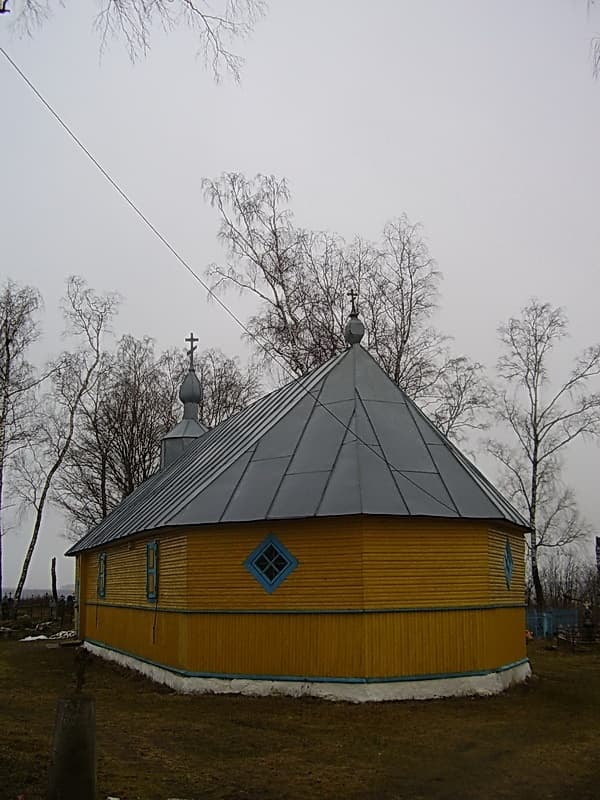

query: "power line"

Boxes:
[0, 46, 460, 513]
[0, 46, 261, 350]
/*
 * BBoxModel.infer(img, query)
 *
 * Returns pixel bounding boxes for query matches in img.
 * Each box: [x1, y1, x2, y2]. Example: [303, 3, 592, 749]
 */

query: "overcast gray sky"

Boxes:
[1, 0, 599, 589]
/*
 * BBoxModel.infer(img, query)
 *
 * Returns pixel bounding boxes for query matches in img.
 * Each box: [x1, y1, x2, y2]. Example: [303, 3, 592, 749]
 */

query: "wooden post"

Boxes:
[51, 557, 58, 603]
[47, 650, 96, 800]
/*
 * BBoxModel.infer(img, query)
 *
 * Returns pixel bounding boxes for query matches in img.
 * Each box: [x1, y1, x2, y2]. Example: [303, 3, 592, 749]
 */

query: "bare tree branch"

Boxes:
[0, 280, 41, 598]
[12, 0, 265, 80]
[203, 172, 491, 442]
[488, 298, 600, 606]
[56, 336, 260, 540]
[11, 277, 119, 608]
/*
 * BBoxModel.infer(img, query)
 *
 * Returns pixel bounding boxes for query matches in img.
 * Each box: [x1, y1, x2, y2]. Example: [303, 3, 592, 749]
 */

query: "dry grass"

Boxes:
[1, 639, 599, 800]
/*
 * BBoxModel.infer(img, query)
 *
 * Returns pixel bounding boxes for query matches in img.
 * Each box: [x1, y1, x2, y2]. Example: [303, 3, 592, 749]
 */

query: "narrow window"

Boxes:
[503, 537, 513, 589]
[146, 541, 159, 601]
[97, 552, 107, 599]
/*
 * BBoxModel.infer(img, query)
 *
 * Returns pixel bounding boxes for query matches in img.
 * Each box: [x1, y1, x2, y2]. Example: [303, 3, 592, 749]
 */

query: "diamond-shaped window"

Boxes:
[244, 535, 298, 593]
[504, 538, 514, 589]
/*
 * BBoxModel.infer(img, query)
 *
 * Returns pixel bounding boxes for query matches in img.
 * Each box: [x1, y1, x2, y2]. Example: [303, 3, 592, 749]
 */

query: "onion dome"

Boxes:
[344, 288, 365, 345]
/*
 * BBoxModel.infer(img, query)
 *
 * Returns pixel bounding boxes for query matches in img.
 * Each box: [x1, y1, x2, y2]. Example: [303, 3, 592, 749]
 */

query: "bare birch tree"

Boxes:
[0, 281, 41, 598]
[11, 277, 118, 607]
[52, 335, 174, 537]
[196, 347, 260, 427]
[203, 172, 490, 439]
[488, 299, 600, 607]
[12, 0, 266, 80]
[539, 551, 592, 608]
[429, 357, 492, 444]
[56, 337, 260, 538]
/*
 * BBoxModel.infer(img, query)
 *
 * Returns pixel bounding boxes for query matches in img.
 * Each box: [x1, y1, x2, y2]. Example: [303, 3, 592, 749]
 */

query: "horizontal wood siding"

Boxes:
[78, 515, 528, 682]
[185, 517, 363, 609]
[488, 527, 526, 604]
[362, 518, 490, 607]
[81, 532, 187, 609]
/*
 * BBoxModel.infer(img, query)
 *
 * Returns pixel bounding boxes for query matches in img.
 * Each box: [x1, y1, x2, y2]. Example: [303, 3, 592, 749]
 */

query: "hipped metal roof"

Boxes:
[67, 344, 528, 554]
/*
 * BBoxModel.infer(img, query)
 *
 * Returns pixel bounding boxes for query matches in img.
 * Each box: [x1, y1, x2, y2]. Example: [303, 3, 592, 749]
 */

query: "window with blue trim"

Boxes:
[146, 541, 159, 601]
[97, 552, 107, 598]
[504, 538, 513, 589]
[244, 535, 298, 593]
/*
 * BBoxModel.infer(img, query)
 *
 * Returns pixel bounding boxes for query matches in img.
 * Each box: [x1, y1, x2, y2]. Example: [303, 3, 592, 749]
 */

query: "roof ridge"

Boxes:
[401, 392, 529, 528]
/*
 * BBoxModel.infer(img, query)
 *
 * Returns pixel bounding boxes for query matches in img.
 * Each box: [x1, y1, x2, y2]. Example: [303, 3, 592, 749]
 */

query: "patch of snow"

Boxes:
[50, 629, 77, 640]
[20, 635, 49, 641]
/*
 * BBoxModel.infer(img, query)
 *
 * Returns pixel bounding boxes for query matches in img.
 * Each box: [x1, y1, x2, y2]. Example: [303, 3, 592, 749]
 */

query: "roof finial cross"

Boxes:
[185, 332, 198, 369]
[347, 287, 358, 316]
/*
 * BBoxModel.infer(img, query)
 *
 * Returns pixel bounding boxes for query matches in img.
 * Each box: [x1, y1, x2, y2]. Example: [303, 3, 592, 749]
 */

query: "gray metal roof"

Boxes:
[162, 418, 208, 439]
[67, 344, 528, 554]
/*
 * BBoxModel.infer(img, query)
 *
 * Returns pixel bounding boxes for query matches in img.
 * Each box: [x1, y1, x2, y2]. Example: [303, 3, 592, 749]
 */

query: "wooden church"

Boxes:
[67, 308, 530, 701]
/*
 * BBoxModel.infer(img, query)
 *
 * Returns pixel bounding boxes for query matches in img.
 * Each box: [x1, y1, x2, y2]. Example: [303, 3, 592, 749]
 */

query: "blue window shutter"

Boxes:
[503, 538, 514, 589]
[146, 541, 159, 601]
[97, 552, 107, 599]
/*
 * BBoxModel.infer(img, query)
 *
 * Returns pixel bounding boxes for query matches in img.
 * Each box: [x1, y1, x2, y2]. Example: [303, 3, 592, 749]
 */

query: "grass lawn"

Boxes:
[1, 639, 599, 800]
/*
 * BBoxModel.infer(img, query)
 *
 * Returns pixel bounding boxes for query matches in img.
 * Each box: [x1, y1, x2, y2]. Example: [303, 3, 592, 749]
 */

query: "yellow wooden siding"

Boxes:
[185, 517, 364, 609]
[362, 518, 490, 607]
[84, 604, 524, 679]
[488, 528, 526, 604]
[80, 532, 187, 609]
[84, 603, 188, 670]
[78, 515, 528, 682]
[79, 517, 527, 612]
[75, 555, 84, 639]
[184, 612, 367, 677]
[364, 606, 525, 677]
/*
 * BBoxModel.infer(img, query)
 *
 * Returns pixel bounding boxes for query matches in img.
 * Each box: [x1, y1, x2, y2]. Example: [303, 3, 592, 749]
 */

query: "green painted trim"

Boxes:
[86, 601, 525, 615]
[85, 638, 530, 685]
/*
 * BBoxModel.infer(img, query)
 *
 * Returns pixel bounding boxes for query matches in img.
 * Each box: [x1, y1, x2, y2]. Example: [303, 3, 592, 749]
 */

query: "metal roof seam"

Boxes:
[217, 442, 260, 523]
[443, 438, 528, 527]
[351, 347, 366, 516]
[355, 387, 412, 515]
[314, 406, 358, 517]
[263, 370, 325, 520]
[402, 392, 527, 528]
[400, 393, 461, 516]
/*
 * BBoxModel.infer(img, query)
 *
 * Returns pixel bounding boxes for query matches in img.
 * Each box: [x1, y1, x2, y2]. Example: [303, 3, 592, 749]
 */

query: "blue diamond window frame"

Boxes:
[244, 534, 298, 594]
[504, 537, 514, 589]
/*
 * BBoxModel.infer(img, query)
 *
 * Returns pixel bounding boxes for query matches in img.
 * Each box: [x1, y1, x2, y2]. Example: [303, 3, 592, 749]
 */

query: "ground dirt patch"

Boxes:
[1, 640, 599, 799]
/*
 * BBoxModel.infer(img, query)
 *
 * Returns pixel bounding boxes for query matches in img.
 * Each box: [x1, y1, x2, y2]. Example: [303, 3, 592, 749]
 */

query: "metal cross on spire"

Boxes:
[347, 287, 358, 315]
[185, 332, 198, 370]
[344, 286, 364, 345]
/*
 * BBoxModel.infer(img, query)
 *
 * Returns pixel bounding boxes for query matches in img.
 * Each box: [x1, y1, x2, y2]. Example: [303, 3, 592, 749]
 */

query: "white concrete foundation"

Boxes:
[83, 641, 531, 702]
